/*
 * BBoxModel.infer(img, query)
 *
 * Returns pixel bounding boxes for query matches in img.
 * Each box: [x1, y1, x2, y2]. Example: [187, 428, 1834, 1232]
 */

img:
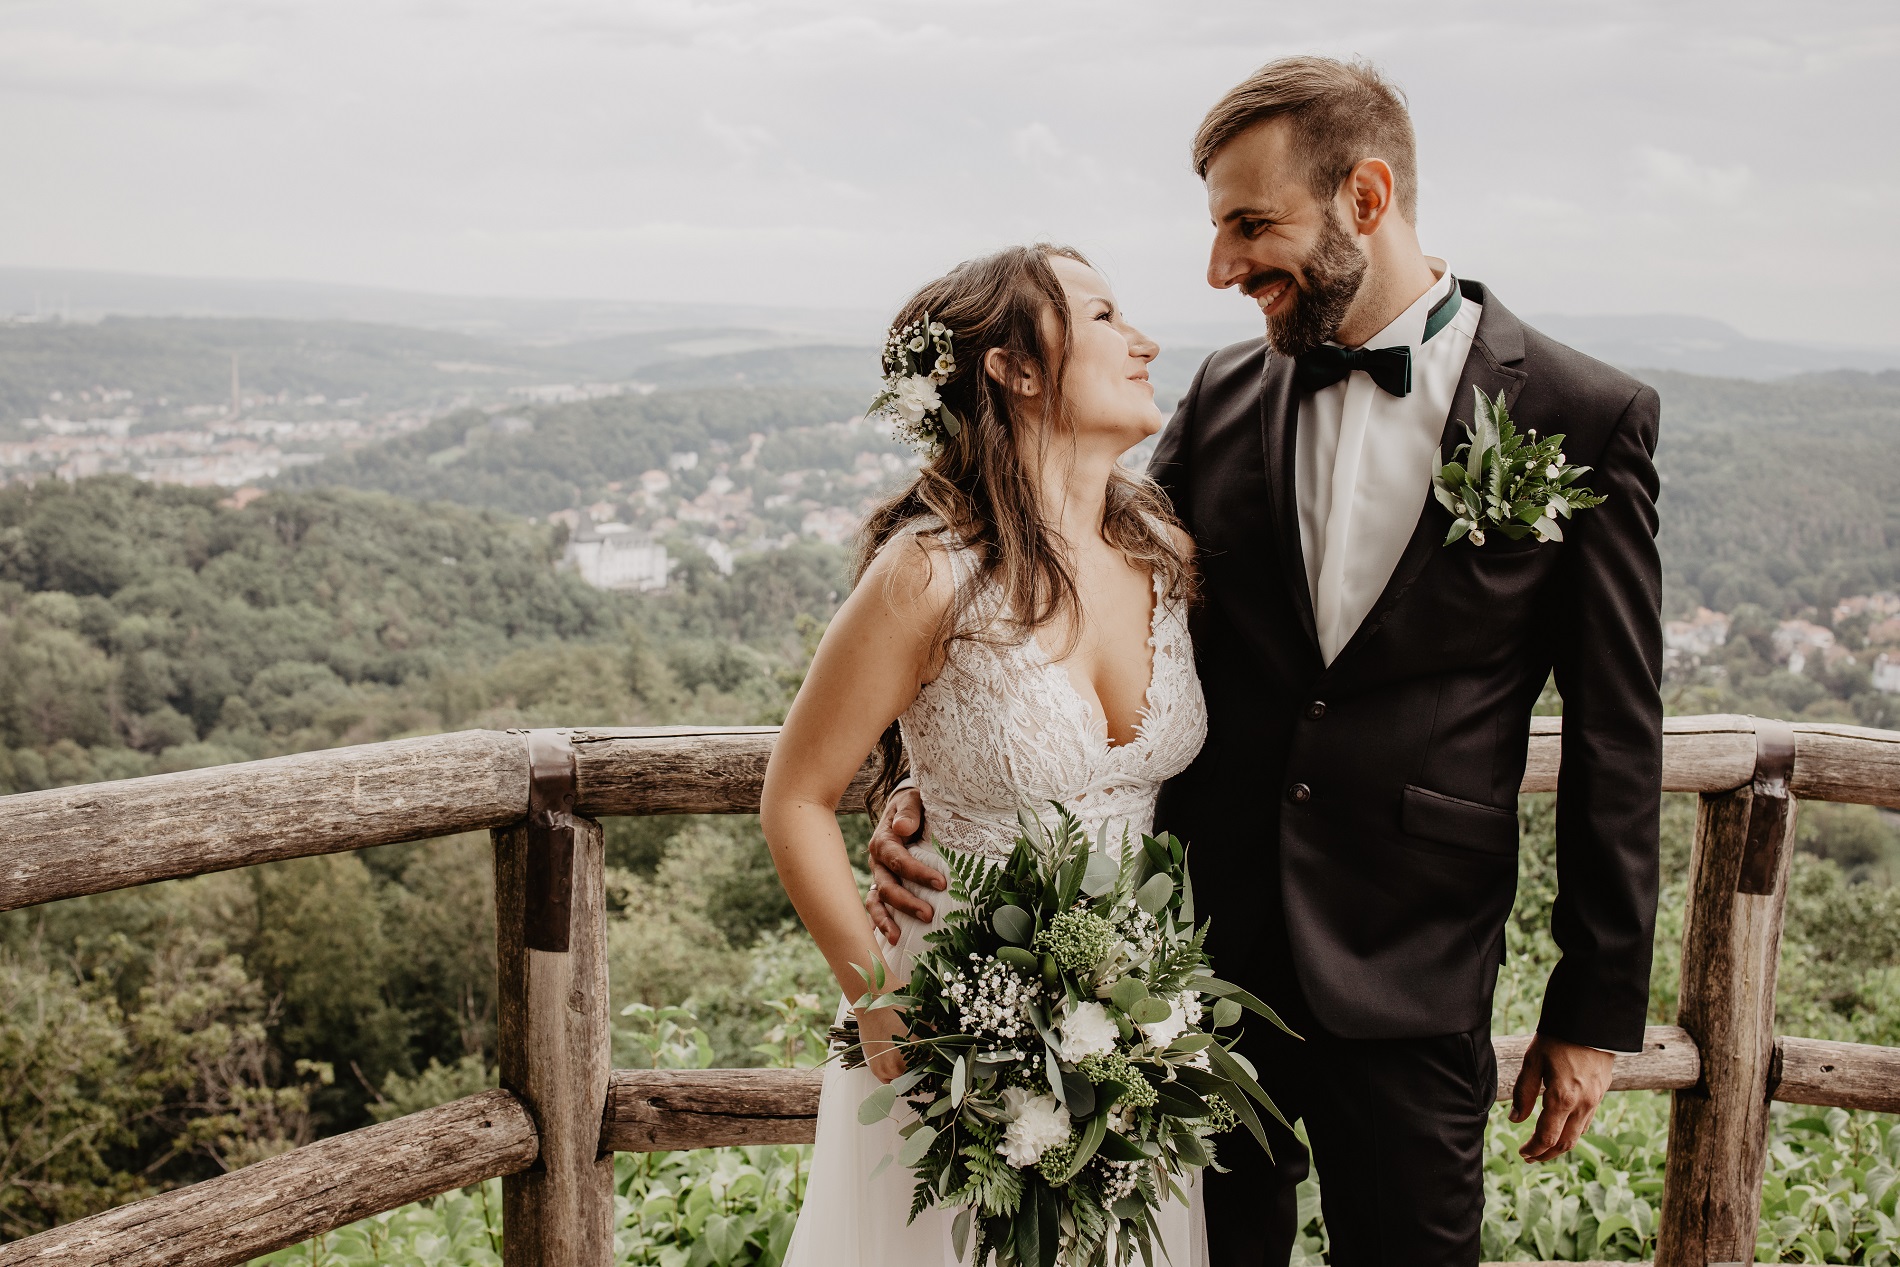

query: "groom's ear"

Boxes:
[1342, 157, 1403, 235]
[984, 347, 1041, 398]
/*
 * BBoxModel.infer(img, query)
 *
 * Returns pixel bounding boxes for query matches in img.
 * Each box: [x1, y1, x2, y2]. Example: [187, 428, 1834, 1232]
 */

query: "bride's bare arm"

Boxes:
[760, 535, 952, 1081]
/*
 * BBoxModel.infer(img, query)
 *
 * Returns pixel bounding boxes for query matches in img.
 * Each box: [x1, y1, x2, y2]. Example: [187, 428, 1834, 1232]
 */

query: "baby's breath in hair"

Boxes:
[869, 315, 960, 455]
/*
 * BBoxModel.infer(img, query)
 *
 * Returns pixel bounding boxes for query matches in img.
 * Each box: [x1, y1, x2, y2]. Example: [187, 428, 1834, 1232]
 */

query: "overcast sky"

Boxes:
[3, 0, 1895, 344]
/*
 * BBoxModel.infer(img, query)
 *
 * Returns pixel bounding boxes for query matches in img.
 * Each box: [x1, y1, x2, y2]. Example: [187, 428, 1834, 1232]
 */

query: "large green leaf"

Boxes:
[857, 1083, 896, 1125]
[898, 1124, 938, 1168]
[1136, 872, 1174, 915]
[993, 905, 1033, 945]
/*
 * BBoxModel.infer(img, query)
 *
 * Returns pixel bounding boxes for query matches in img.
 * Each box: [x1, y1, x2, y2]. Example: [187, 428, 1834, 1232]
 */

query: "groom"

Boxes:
[867, 56, 1662, 1266]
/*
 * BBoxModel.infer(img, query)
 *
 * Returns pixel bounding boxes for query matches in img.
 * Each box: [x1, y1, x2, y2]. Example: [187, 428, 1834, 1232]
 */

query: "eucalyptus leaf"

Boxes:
[1136, 872, 1174, 915]
[950, 1055, 967, 1107]
[898, 1123, 938, 1167]
[1082, 848, 1120, 898]
[1130, 996, 1173, 1025]
[857, 1083, 896, 1125]
[997, 945, 1039, 971]
[952, 1208, 972, 1261]
[993, 904, 1033, 945]
[1110, 977, 1149, 1011]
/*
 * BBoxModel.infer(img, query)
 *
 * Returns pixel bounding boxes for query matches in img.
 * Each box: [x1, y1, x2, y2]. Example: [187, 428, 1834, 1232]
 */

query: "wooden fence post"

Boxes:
[495, 731, 614, 1266]
[1656, 719, 1799, 1267]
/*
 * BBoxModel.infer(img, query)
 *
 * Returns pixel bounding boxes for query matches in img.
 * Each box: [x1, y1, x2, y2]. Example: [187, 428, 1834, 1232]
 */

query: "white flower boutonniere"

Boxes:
[1431, 387, 1605, 547]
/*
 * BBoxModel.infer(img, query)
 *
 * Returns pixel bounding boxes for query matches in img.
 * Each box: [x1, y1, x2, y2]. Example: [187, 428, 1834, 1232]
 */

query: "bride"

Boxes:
[760, 243, 1209, 1266]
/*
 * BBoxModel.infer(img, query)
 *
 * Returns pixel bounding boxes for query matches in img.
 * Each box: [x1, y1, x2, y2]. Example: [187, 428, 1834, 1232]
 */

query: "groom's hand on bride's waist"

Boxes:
[1511, 1033, 1616, 1163]
[864, 786, 941, 941]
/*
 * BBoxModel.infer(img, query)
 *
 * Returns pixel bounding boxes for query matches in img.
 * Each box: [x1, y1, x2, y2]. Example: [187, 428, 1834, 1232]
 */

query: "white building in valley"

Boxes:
[563, 518, 670, 592]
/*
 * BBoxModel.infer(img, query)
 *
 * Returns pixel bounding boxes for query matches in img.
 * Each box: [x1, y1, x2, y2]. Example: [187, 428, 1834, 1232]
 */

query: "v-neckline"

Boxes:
[1026, 569, 1164, 753]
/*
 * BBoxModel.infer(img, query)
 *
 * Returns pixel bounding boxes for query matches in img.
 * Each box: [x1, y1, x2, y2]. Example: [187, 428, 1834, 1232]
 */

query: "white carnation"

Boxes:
[1000, 1088, 1071, 1168]
[1055, 1000, 1118, 1063]
[889, 374, 941, 424]
[1138, 992, 1203, 1049]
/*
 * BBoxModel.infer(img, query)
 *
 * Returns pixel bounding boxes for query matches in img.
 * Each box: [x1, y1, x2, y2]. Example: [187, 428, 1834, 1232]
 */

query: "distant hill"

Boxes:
[0, 266, 881, 344]
[1526, 313, 1900, 381]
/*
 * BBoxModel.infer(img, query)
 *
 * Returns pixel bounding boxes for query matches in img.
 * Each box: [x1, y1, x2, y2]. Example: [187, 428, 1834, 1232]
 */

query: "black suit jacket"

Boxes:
[1150, 280, 1662, 1049]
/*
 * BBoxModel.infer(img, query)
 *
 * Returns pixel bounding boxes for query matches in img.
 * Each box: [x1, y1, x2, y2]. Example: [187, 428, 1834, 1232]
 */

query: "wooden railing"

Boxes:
[0, 716, 1896, 1266]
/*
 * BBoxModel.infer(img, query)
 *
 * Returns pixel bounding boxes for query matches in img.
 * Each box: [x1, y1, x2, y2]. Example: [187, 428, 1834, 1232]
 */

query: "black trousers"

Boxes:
[1202, 1005, 1498, 1267]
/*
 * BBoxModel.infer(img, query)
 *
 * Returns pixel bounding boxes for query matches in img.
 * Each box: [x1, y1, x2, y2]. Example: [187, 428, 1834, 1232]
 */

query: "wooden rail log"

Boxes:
[1790, 722, 1900, 811]
[1775, 1036, 1900, 1114]
[1657, 768, 1800, 1267]
[495, 794, 615, 1265]
[0, 1090, 537, 1267]
[1522, 714, 1757, 796]
[565, 727, 879, 816]
[1493, 1026, 1700, 1103]
[0, 729, 528, 912]
[602, 1068, 826, 1151]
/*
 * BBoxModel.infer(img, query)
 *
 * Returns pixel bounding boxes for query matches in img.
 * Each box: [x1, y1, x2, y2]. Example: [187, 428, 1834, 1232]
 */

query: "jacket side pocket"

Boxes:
[1401, 784, 1519, 858]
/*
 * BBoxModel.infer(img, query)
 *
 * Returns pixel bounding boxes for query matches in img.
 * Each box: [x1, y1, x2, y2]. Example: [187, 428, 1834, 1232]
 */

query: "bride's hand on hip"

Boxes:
[864, 786, 942, 940]
[857, 1005, 912, 1083]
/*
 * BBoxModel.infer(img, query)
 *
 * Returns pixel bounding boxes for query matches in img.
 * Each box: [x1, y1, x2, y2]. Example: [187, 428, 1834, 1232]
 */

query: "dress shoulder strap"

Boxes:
[885, 515, 982, 591]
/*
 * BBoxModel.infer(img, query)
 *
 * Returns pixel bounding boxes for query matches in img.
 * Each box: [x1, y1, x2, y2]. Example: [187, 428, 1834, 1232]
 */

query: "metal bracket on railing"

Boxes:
[1736, 717, 1796, 895]
[522, 729, 578, 952]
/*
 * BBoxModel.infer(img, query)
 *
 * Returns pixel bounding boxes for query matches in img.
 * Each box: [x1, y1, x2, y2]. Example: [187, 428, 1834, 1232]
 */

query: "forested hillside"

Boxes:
[278, 387, 872, 520]
[0, 477, 850, 792]
[1651, 369, 1900, 616]
[0, 475, 853, 1237]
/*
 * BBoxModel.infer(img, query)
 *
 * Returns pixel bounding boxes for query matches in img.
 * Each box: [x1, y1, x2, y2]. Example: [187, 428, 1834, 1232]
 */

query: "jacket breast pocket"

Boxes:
[1401, 784, 1519, 858]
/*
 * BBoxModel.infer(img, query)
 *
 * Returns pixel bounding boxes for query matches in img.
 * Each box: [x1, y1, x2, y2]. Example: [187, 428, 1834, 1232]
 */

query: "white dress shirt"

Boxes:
[1296, 266, 1481, 664]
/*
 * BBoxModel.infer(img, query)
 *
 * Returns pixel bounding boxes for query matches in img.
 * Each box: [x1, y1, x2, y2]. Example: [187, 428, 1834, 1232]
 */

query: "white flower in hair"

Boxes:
[868, 314, 961, 455]
[889, 374, 941, 424]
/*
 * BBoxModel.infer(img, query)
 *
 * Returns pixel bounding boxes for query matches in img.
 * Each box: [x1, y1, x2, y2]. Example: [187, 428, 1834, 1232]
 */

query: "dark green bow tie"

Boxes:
[1294, 343, 1414, 397]
[1291, 276, 1463, 399]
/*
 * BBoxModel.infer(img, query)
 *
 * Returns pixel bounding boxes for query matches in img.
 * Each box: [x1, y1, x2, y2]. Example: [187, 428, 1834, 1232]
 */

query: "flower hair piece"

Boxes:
[869, 315, 961, 455]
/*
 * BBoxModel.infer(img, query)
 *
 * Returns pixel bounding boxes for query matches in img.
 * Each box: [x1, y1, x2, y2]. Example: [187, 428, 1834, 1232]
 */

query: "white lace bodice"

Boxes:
[898, 528, 1208, 862]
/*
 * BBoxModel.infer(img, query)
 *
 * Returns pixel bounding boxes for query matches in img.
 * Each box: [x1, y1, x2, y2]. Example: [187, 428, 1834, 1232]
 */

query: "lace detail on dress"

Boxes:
[896, 525, 1208, 863]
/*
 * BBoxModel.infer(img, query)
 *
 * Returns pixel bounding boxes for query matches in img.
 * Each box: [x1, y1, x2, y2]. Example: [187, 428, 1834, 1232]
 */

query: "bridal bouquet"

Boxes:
[842, 806, 1290, 1267]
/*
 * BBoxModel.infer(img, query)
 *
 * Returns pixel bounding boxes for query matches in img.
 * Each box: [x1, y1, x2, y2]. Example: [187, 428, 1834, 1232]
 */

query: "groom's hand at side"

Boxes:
[1511, 1034, 1616, 1162]
[863, 786, 943, 942]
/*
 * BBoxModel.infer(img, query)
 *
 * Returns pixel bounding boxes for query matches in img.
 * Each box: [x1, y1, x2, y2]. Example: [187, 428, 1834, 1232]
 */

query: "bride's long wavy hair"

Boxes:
[855, 243, 1194, 808]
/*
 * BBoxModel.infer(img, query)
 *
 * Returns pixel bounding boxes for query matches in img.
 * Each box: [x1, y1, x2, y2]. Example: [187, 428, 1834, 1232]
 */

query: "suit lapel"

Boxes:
[1258, 350, 1320, 653]
[1324, 281, 1530, 678]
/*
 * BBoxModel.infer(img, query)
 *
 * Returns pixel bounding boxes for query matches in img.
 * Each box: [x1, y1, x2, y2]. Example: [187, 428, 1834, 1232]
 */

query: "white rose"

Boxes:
[1055, 1000, 1118, 1063]
[889, 375, 941, 424]
[1000, 1088, 1071, 1168]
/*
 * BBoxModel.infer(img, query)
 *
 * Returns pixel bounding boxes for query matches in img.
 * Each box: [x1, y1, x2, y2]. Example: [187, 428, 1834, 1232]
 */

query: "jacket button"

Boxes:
[1287, 782, 1312, 804]
[1305, 700, 1327, 720]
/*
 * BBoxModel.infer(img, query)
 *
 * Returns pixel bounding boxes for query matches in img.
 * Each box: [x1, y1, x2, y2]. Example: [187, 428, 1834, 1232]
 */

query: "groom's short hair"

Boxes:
[1194, 56, 1418, 223]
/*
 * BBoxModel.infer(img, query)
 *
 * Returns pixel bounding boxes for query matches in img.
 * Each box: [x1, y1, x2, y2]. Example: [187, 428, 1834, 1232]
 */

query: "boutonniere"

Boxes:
[1431, 387, 1605, 546]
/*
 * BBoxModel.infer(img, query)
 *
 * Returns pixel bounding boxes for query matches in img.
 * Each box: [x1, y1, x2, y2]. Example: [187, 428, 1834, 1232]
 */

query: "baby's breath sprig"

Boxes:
[869, 314, 961, 455]
[1432, 387, 1607, 547]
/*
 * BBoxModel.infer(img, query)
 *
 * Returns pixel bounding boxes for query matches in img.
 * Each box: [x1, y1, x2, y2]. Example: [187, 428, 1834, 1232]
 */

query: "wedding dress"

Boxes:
[785, 525, 1211, 1267]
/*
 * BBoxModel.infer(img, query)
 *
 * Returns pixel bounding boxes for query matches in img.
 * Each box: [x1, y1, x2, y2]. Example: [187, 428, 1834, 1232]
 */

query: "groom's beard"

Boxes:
[1252, 211, 1367, 358]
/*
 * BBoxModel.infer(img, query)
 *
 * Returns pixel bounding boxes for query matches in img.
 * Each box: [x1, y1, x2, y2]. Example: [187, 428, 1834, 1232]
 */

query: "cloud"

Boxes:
[1011, 123, 1063, 164]
[1634, 146, 1753, 206]
[0, 28, 263, 105]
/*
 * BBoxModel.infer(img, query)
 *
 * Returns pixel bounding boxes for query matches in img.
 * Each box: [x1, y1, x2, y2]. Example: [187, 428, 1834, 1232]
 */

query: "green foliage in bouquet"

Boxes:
[846, 806, 1292, 1267]
[1432, 387, 1605, 548]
